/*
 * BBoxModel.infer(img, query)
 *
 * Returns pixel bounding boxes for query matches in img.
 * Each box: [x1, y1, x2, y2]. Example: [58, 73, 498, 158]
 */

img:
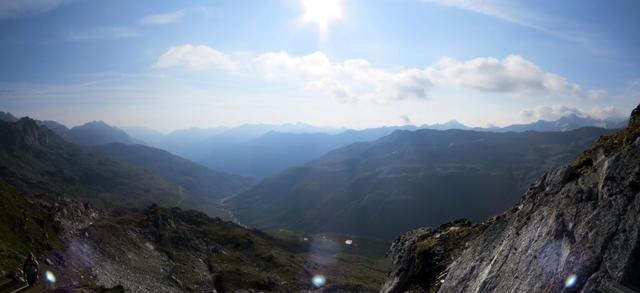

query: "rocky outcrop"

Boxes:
[380, 219, 486, 292]
[0, 117, 60, 151]
[382, 104, 640, 292]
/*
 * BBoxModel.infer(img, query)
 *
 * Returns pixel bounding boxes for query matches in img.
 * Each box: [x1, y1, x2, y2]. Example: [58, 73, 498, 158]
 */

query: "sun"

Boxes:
[302, 0, 343, 31]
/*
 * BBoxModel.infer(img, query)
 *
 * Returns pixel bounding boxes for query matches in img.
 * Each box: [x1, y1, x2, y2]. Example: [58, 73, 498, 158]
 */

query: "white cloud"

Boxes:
[588, 106, 626, 120]
[426, 55, 606, 99]
[66, 27, 141, 41]
[586, 89, 608, 100]
[155, 44, 238, 72]
[521, 105, 584, 121]
[140, 9, 185, 25]
[255, 51, 333, 78]
[253, 51, 432, 102]
[0, 0, 75, 20]
[521, 104, 626, 121]
[305, 78, 355, 103]
[155, 45, 606, 103]
[253, 52, 601, 101]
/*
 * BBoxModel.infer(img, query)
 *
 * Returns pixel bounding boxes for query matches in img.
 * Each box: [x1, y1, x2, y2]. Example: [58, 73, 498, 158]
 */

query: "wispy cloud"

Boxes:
[140, 9, 185, 25]
[139, 7, 210, 26]
[0, 0, 76, 20]
[421, 0, 610, 56]
[66, 27, 141, 41]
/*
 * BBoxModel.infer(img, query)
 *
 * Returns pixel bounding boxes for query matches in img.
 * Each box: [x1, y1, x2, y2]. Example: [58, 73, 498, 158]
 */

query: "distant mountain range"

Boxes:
[119, 114, 624, 179]
[194, 126, 422, 178]
[425, 114, 627, 132]
[230, 126, 615, 240]
[0, 110, 626, 180]
[488, 114, 627, 132]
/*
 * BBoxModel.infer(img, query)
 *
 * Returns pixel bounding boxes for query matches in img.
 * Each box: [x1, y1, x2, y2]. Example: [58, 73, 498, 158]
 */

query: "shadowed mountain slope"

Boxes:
[92, 143, 253, 200]
[0, 118, 189, 211]
[232, 127, 614, 240]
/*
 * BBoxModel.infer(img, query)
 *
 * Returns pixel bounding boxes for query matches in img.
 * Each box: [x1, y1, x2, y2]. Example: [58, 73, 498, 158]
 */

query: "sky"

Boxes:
[0, 0, 638, 131]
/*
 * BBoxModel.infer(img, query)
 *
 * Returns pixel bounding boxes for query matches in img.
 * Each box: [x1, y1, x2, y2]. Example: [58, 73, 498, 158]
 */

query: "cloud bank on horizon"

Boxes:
[0, 0, 637, 130]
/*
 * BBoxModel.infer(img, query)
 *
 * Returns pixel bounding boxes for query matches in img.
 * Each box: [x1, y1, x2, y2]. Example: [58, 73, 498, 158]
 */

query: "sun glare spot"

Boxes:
[565, 274, 577, 288]
[45, 270, 56, 284]
[312, 274, 326, 288]
[302, 0, 342, 31]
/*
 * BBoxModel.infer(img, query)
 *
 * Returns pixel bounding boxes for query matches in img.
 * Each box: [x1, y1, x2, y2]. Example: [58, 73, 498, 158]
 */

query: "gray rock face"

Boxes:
[381, 226, 442, 293]
[440, 144, 640, 292]
[382, 104, 640, 293]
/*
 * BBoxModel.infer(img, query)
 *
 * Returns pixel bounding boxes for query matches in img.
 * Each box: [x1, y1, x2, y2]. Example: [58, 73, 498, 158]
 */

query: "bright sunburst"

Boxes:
[302, 0, 342, 31]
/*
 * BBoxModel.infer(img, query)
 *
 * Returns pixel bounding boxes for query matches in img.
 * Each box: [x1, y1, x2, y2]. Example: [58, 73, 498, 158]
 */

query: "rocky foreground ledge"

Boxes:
[381, 104, 640, 293]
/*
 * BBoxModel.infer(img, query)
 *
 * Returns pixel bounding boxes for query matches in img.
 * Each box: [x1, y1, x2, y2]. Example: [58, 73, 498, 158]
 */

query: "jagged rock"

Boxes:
[380, 219, 485, 292]
[382, 104, 640, 293]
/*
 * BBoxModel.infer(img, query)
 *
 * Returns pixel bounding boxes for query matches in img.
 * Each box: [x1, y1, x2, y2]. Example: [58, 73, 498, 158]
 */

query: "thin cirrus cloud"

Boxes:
[422, 0, 608, 56]
[139, 9, 185, 25]
[0, 0, 75, 20]
[153, 44, 607, 103]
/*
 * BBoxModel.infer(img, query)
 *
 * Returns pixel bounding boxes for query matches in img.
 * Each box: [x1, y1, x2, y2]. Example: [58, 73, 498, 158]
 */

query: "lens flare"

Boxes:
[312, 274, 326, 288]
[565, 274, 577, 288]
[45, 270, 56, 283]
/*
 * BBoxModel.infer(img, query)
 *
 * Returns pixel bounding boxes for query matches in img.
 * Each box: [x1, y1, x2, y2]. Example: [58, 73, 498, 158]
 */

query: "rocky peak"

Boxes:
[381, 219, 486, 292]
[0, 117, 60, 150]
[571, 103, 640, 175]
[67, 120, 133, 146]
[0, 111, 18, 122]
[629, 103, 640, 128]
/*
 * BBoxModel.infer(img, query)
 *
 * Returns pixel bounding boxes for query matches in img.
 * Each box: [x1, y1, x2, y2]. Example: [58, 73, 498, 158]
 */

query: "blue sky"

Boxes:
[0, 0, 638, 130]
